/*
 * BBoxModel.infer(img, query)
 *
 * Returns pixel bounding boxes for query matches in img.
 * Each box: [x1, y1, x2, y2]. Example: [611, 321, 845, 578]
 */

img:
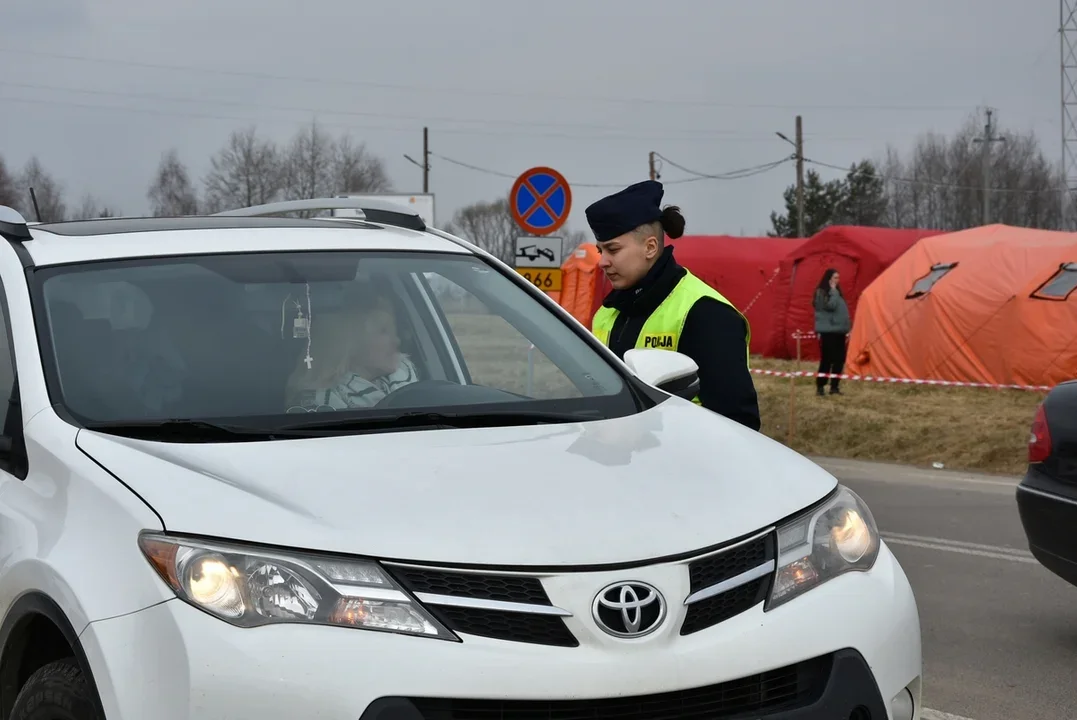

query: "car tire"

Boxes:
[10, 657, 100, 720]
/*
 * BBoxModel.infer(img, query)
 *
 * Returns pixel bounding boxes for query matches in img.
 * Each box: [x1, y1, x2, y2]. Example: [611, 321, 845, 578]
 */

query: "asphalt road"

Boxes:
[814, 457, 1077, 720]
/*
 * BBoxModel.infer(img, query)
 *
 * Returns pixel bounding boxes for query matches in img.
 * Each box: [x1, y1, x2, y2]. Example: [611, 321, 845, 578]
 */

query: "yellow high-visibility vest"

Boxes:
[591, 271, 750, 405]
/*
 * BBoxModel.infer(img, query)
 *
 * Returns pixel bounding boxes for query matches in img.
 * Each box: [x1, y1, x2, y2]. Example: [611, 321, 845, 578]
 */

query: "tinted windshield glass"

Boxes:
[35, 251, 636, 427]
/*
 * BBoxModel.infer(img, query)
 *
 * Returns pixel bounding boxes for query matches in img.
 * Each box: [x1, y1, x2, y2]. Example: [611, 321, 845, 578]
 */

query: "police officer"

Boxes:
[585, 180, 761, 431]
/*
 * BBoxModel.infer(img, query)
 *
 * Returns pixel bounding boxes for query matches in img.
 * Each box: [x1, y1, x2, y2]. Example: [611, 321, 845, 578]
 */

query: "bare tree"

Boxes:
[879, 147, 913, 228]
[333, 135, 392, 194]
[561, 229, 590, 260]
[281, 121, 337, 208]
[17, 157, 66, 222]
[877, 110, 1063, 230]
[148, 149, 199, 216]
[446, 201, 586, 267]
[446, 198, 518, 264]
[279, 123, 393, 214]
[72, 194, 119, 220]
[202, 126, 283, 213]
[0, 156, 17, 210]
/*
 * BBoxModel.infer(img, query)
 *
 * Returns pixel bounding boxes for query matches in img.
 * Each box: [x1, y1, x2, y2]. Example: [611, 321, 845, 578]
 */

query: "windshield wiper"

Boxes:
[81, 419, 313, 442]
[276, 408, 602, 433]
[81, 409, 601, 441]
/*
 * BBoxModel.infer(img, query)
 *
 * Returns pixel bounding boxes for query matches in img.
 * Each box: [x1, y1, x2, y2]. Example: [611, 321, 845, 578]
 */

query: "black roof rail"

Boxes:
[0, 206, 32, 242]
[212, 197, 427, 232]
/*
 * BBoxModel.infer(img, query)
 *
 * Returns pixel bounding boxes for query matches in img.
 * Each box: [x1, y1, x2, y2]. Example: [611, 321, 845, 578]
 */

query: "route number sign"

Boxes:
[518, 268, 563, 292]
[514, 235, 564, 295]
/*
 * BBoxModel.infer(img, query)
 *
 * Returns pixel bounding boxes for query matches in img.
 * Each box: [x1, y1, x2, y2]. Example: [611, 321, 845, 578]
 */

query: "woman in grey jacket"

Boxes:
[812, 268, 851, 396]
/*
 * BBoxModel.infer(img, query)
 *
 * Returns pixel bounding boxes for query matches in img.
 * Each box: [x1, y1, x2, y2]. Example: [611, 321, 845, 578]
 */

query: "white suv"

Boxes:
[0, 199, 921, 720]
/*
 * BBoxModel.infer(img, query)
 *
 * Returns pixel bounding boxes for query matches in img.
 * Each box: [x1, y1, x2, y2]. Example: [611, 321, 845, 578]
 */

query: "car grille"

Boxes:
[434, 605, 578, 647]
[688, 531, 772, 590]
[396, 655, 830, 720]
[390, 566, 551, 605]
[386, 564, 576, 647]
[681, 530, 777, 636]
[383, 529, 778, 647]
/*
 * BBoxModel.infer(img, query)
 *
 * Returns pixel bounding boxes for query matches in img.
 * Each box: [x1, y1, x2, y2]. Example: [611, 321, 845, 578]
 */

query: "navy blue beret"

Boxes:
[585, 180, 664, 243]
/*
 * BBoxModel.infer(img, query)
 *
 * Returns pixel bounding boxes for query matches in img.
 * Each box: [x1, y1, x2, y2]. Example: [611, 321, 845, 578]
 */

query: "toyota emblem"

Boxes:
[592, 581, 667, 638]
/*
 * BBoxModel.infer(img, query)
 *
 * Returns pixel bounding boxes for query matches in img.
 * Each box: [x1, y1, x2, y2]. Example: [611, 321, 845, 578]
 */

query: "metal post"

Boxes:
[787, 333, 802, 445]
[1063, 0, 1069, 228]
[526, 343, 535, 396]
[1060, 1, 1077, 229]
[795, 116, 805, 238]
[983, 111, 991, 226]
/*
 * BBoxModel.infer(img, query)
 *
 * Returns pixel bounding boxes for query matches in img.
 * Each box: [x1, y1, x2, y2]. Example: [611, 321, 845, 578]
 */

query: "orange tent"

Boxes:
[847, 224, 1077, 388]
[558, 244, 602, 327]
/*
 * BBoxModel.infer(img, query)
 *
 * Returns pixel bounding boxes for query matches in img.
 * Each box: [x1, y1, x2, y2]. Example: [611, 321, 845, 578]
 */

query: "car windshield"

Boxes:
[33, 250, 643, 437]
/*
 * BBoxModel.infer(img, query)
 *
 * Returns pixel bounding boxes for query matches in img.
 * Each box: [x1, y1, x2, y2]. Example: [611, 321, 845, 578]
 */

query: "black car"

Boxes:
[1016, 379, 1077, 586]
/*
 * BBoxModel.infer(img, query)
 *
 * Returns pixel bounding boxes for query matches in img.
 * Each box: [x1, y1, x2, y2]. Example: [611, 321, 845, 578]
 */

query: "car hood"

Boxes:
[76, 400, 837, 566]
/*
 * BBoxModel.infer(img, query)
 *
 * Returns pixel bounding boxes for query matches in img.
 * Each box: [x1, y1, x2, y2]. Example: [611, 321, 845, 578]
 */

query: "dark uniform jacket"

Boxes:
[599, 246, 762, 432]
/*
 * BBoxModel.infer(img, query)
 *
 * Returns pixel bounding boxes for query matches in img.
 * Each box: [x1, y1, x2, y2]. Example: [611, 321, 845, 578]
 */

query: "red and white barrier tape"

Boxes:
[791, 331, 852, 340]
[750, 368, 1051, 392]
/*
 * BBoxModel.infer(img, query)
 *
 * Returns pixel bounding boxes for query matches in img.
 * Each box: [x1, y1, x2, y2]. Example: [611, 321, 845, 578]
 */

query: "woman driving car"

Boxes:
[285, 281, 419, 412]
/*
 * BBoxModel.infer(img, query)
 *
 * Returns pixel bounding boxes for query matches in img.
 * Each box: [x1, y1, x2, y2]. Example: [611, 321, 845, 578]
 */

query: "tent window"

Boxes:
[905, 263, 957, 299]
[1031, 262, 1077, 301]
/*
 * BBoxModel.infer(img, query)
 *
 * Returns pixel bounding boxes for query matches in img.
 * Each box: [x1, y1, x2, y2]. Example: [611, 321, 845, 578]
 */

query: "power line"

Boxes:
[431, 154, 519, 180]
[432, 152, 790, 188]
[805, 157, 1065, 194]
[0, 94, 411, 135]
[0, 46, 991, 114]
[0, 87, 878, 145]
[0, 94, 760, 144]
[432, 153, 631, 188]
[653, 153, 793, 181]
[0, 79, 854, 141]
[654, 153, 793, 179]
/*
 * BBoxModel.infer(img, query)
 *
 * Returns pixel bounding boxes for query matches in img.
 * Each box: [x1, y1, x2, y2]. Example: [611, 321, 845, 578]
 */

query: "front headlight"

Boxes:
[766, 484, 880, 611]
[138, 533, 456, 640]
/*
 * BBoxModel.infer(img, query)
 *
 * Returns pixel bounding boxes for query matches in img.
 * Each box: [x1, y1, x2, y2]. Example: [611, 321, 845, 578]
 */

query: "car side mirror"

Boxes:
[623, 349, 700, 401]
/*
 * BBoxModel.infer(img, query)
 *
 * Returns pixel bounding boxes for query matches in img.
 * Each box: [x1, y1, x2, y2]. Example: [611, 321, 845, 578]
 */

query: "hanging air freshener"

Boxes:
[293, 310, 309, 339]
[292, 293, 309, 339]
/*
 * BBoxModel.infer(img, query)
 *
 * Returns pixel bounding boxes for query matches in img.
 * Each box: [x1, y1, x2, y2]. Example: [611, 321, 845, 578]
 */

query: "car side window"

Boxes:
[422, 273, 581, 400]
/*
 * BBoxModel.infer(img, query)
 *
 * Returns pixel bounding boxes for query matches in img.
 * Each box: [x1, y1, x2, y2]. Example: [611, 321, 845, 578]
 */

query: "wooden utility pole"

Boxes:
[649, 151, 657, 181]
[795, 115, 805, 238]
[405, 128, 431, 193]
[422, 126, 430, 193]
[973, 109, 1005, 226]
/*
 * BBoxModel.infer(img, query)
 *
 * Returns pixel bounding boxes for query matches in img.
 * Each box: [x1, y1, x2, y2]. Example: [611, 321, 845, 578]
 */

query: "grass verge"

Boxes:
[751, 357, 1043, 476]
[443, 313, 1043, 476]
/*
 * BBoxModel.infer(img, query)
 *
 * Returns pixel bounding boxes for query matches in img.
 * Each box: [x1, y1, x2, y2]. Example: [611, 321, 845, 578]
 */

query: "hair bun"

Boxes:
[660, 205, 685, 239]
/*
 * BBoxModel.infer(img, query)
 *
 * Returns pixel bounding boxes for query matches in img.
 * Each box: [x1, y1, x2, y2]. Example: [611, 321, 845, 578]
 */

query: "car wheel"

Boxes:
[10, 657, 100, 720]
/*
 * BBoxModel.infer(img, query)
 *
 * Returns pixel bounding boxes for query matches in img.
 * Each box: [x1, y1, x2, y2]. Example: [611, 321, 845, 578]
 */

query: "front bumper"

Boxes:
[80, 544, 921, 720]
[362, 649, 894, 719]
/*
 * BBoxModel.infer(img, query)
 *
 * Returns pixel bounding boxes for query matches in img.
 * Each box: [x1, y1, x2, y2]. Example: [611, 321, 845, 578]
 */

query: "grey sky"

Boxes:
[0, 0, 1062, 237]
